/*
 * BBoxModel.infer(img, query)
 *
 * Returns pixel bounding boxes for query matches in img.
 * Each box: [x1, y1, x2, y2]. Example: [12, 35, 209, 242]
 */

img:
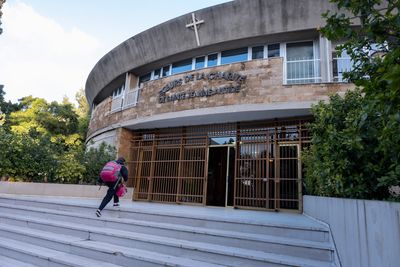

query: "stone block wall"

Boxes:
[88, 58, 354, 137]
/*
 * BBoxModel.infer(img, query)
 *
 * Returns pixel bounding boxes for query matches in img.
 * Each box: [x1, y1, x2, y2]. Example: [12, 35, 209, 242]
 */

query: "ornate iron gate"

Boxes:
[130, 118, 310, 211]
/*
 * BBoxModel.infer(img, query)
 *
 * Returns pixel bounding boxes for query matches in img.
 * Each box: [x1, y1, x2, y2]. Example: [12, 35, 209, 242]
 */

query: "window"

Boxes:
[286, 41, 320, 84]
[153, 68, 161, 80]
[332, 50, 352, 82]
[267, 43, 280, 58]
[252, 46, 264, 59]
[111, 84, 125, 112]
[162, 65, 170, 77]
[207, 53, 218, 67]
[286, 42, 313, 60]
[195, 56, 205, 69]
[171, 58, 193, 74]
[112, 84, 124, 99]
[138, 73, 151, 88]
[221, 47, 248, 64]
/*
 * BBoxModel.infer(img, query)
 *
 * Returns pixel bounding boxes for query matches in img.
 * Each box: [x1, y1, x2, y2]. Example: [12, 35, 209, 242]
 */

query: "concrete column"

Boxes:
[319, 34, 332, 83]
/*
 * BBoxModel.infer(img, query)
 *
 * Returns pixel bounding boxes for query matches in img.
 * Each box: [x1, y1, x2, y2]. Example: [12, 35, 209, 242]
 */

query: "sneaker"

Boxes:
[113, 203, 120, 207]
[96, 209, 101, 217]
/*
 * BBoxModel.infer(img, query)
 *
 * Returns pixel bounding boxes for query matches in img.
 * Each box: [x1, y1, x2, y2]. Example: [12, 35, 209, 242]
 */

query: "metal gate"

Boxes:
[133, 134, 208, 204]
[130, 118, 310, 211]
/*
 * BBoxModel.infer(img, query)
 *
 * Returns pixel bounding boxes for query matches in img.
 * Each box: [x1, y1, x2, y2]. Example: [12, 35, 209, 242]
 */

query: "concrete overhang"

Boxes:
[86, 102, 313, 141]
[85, 0, 342, 107]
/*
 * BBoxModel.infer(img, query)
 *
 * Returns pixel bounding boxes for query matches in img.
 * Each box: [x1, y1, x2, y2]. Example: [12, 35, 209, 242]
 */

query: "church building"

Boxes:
[85, 0, 354, 212]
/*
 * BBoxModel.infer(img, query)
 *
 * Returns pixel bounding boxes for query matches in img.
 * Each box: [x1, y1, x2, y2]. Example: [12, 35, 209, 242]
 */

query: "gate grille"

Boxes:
[130, 118, 310, 211]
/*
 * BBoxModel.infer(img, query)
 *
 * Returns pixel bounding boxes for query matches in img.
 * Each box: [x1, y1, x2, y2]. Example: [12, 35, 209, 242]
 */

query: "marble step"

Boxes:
[0, 255, 39, 267]
[0, 210, 334, 262]
[0, 195, 329, 242]
[0, 224, 333, 267]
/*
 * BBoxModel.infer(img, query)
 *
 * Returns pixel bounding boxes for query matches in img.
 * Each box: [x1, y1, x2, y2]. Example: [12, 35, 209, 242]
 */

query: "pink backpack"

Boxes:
[100, 161, 122, 182]
[116, 183, 127, 197]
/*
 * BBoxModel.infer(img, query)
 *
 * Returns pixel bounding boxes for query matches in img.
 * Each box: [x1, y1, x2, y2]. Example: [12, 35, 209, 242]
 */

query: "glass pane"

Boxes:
[332, 50, 352, 82]
[195, 56, 205, 69]
[268, 43, 280, 58]
[286, 41, 313, 61]
[162, 65, 170, 77]
[172, 58, 192, 74]
[139, 73, 151, 87]
[209, 137, 236, 145]
[207, 53, 218, 67]
[221, 47, 248, 64]
[153, 69, 161, 80]
[252, 46, 264, 59]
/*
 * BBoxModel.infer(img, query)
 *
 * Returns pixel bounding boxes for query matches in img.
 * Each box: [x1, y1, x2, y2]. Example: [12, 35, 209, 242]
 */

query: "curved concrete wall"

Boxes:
[85, 0, 339, 106]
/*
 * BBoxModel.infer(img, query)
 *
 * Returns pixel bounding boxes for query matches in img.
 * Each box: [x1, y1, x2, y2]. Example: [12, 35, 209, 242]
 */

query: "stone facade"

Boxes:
[88, 58, 354, 138]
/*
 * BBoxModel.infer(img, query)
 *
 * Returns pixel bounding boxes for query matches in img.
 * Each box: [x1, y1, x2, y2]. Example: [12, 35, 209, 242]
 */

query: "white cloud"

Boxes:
[0, 1, 105, 104]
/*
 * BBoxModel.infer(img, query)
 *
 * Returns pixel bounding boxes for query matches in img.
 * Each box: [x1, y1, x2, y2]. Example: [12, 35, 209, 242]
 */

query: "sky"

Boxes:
[0, 0, 231, 104]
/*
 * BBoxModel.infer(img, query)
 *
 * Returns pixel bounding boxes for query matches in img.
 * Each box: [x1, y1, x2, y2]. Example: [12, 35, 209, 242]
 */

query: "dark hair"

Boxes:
[116, 157, 126, 164]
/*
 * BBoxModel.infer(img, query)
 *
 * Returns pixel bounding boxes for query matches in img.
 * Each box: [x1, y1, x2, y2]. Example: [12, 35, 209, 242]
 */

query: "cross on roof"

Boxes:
[186, 13, 204, 46]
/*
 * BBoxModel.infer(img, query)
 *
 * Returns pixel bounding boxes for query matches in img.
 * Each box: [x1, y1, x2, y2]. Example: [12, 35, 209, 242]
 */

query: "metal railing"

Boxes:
[285, 58, 321, 84]
[110, 96, 123, 112]
[332, 57, 352, 82]
[123, 88, 140, 108]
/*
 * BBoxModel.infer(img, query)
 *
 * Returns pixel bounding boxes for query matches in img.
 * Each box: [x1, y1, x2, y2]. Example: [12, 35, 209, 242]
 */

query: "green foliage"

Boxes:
[0, 88, 116, 185]
[75, 88, 90, 138]
[9, 96, 78, 136]
[82, 142, 116, 184]
[304, 0, 400, 200]
[303, 90, 386, 199]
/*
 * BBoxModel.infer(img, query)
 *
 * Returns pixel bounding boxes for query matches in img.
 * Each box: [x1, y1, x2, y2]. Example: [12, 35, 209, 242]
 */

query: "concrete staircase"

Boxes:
[0, 194, 337, 267]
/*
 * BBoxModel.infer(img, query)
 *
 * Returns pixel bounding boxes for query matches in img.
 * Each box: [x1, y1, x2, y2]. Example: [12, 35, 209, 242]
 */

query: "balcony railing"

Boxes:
[285, 58, 321, 84]
[110, 88, 140, 113]
[333, 57, 352, 82]
[110, 96, 123, 112]
[123, 88, 140, 108]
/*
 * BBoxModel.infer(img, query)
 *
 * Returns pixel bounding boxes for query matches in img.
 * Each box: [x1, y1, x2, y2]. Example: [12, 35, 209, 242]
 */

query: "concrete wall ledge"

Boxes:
[304, 195, 400, 267]
[0, 181, 133, 199]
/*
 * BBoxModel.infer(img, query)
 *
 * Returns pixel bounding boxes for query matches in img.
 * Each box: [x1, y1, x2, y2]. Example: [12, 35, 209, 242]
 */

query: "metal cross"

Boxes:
[186, 13, 204, 46]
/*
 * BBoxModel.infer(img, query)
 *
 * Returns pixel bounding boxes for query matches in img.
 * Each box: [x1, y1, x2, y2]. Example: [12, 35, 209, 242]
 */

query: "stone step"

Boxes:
[0, 224, 332, 267]
[0, 255, 39, 267]
[0, 234, 224, 267]
[0, 195, 329, 242]
[0, 194, 337, 266]
[0, 211, 334, 262]
[0, 237, 123, 267]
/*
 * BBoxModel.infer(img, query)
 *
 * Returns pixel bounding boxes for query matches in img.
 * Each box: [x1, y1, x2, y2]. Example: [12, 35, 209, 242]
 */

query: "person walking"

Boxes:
[96, 157, 128, 217]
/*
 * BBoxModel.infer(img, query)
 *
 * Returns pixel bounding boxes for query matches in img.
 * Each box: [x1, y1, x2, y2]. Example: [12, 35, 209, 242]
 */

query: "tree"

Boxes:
[303, 0, 400, 200]
[0, 0, 5, 35]
[75, 88, 90, 139]
[0, 86, 21, 129]
[9, 96, 78, 136]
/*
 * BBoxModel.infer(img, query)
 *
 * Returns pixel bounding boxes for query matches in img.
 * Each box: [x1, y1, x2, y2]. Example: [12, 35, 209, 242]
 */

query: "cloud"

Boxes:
[0, 1, 104, 104]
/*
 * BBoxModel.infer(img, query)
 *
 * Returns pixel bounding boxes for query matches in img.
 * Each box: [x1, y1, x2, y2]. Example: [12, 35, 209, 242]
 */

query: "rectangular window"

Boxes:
[286, 41, 320, 84]
[286, 41, 313, 60]
[332, 50, 352, 82]
[171, 58, 193, 75]
[111, 84, 125, 112]
[153, 69, 161, 80]
[221, 47, 248, 64]
[112, 84, 124, 98]
[207, 53, 218, 67]
[267, 43, 280, 58]
[195, 56, 205, 69]
[162, 65, 170, 77]
[252, 46, 264, 59]
[139, 73, 151, 88]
